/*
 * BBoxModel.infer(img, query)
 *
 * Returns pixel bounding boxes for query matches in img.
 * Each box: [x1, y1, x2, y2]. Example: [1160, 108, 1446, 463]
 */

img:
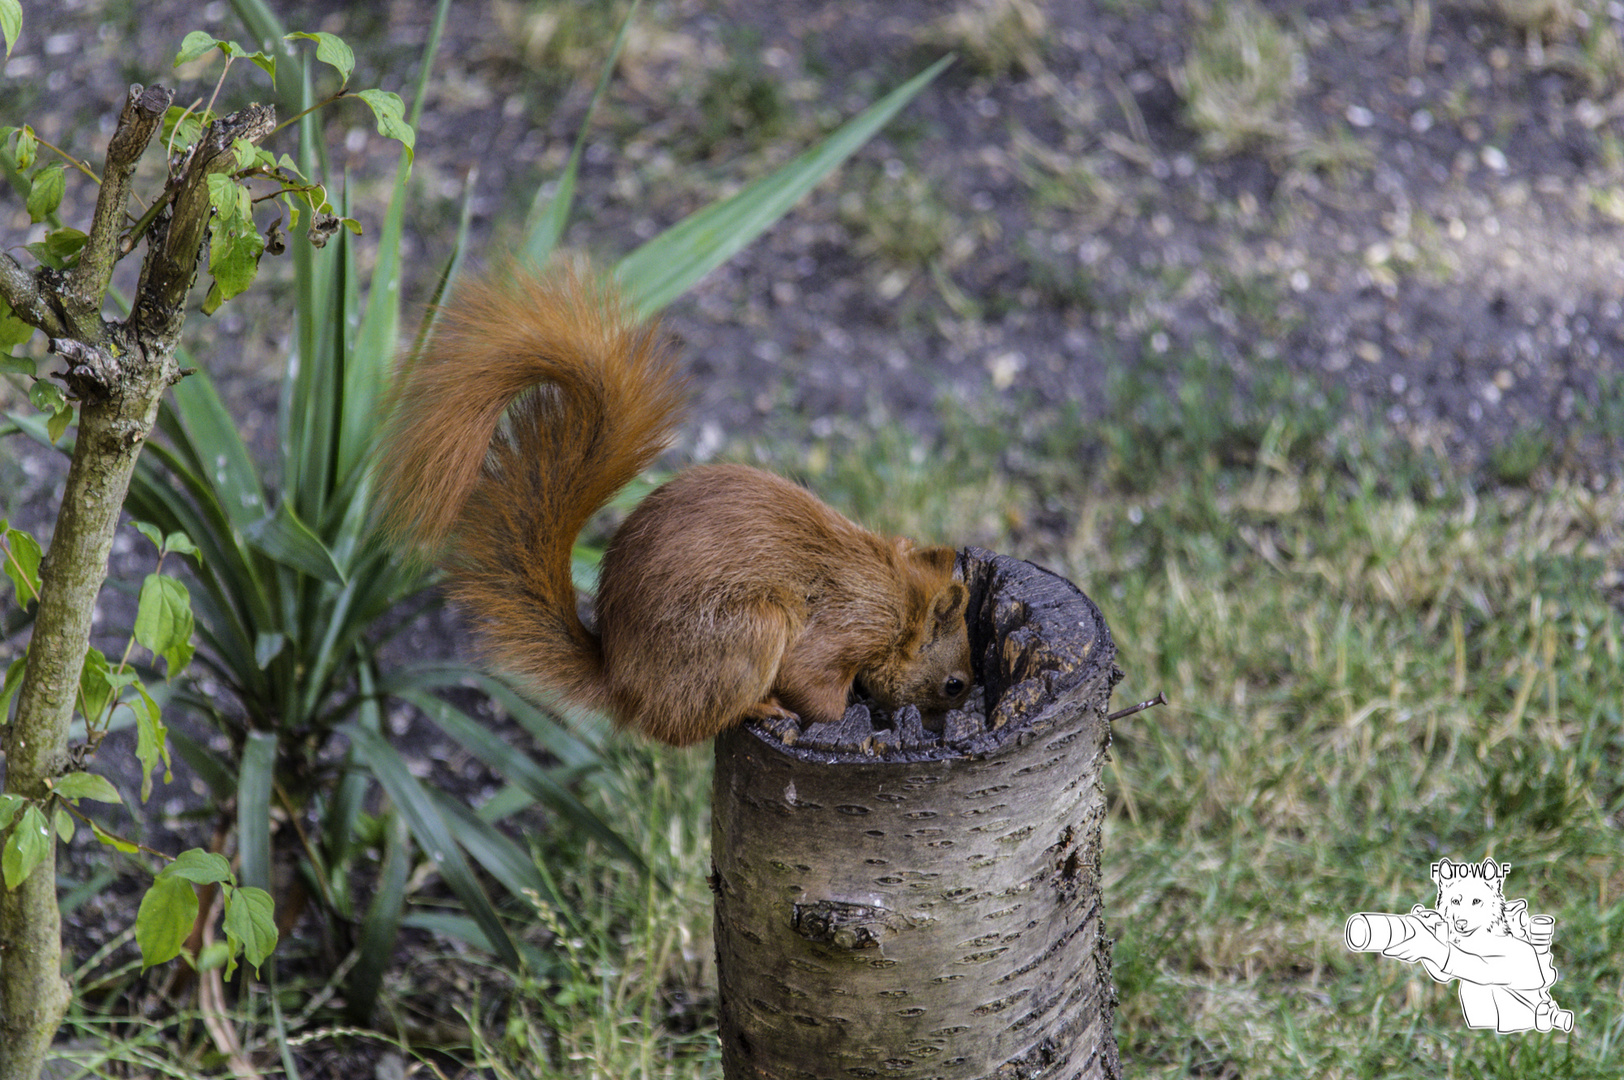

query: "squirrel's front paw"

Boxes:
[744, 699, 802, 744]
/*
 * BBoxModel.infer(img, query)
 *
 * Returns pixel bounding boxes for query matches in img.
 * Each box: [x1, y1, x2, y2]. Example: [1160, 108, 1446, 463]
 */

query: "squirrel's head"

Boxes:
[865, 544, 974, 717]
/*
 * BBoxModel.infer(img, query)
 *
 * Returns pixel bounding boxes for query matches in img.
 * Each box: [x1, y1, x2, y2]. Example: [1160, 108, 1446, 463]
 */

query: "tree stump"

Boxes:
[711, 547, 1122, 1079]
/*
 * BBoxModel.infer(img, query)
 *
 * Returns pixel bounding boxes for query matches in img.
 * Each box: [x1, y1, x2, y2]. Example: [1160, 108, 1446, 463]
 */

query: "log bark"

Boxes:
[712, 548, 1122, 1079]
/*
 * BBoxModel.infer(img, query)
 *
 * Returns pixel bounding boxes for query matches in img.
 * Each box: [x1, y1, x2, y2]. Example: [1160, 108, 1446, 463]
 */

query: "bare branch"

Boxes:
[48, 338, 121, 404]
[59, 83, 174, 338]
[0, 253, 67, 339]
[131, 102, 275, 346]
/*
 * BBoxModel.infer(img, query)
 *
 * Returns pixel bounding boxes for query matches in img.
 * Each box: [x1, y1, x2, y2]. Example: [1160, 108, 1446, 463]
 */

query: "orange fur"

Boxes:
[375, 267, 972, 746]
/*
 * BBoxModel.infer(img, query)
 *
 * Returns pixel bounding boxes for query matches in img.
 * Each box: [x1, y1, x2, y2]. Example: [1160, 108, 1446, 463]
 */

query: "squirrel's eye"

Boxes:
[944, 676, 965, 697]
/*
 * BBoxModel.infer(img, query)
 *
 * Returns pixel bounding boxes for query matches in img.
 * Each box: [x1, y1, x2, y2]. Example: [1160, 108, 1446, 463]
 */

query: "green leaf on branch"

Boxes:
[135, 573, 192, 653]
[231, 137, 264, 171]
[161, 848, 234, 886]
[174, 30, 222, 66]
[203, 214, 266, 314]
[2, 804, 51, 889]
[163, 531, 200, 559]
[135, 573, 196, 678]
[23, 227, 87, 271]
[27, 380, 73, 443]
[13, 124, 35, 170]
[0, 0, 20, 59]
[26, 161, 64, 223]
[206, 173, 250, 220]
[133, 521, 163, 551]
[197, 941, 232, 971]
[0, 293, 34, 352]
[27, 378, 64, 414]
[354, 89, 415, 162]
[3, 522, 42, 609]
[90, 819, 139, 854]
[136, 873, 197, 968]
[0, 793, 23, 829]
[54, 807, 73, 843]
[224, 885, 278, 974]
[287, 31, 355, 87]
[132, 522, 199, 561]
[133, 681, 170, 802]
[46, 403, 73, 443]
[162, 106, 205, 150]
[79, 646, 115, 725]
[43, 227, 87, 264]
[172, 33, 276, 81]
[52, 771, 123, 805]
[0, 656, 24, 718]
[224, 41, 276, 82]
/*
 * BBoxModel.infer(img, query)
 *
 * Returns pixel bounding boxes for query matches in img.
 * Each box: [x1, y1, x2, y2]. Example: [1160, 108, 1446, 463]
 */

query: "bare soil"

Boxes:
[9, 0, 1624, 484]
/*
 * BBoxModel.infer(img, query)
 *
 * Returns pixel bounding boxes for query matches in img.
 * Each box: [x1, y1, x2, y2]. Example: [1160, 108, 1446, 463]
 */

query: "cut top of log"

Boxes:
[750, 547, 1120, 763]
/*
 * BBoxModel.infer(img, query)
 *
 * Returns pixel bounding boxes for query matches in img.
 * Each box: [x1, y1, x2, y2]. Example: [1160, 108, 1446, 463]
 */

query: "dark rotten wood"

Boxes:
[712, 548, 1123, 1079]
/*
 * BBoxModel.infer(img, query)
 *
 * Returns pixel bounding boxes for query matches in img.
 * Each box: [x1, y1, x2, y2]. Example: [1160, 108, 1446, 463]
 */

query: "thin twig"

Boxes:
[56, 800, 172, 861]
[268, 89, 346, 139]
[31, 134, 101, 185]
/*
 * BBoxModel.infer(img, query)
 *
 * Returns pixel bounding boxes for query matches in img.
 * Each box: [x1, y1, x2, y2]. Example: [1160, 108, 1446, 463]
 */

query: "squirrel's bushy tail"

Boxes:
[375, 268, 687, 710]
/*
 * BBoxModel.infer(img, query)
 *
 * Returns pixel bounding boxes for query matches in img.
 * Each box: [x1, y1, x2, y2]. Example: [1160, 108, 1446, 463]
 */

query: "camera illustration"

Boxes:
[1532, 999, 1575, 1033]
[1344, 911, 1434, 953]
[1344, 904, 1575, 1033]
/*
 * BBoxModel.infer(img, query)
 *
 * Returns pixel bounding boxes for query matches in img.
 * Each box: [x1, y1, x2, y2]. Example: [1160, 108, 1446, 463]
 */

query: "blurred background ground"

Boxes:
[2, 1, 1623, 1078]
[6, 0, 1623, 484]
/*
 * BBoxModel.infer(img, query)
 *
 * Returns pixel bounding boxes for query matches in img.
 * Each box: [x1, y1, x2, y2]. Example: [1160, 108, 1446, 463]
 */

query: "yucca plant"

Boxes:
[54, 0, 949, 1029]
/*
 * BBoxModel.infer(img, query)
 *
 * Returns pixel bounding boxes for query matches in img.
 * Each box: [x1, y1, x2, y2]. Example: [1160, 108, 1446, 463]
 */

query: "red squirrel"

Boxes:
[375, 268, 973, 747]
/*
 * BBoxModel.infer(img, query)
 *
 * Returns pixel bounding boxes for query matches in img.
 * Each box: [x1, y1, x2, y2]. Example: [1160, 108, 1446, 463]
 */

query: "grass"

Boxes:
[916, 0, 1051, 78]
[477, 342, 1622, 1077]
[837, 159, 968, 274]
[32, 329, 1620, 1077]
[22, 336, 1616, 1077]
[467, 745, 721, 1079]
[1096, 466, 1622, 1077]
[1445, 0, 1624, 94]
[492, 0, 636, 85]
[692, 28, 791, 158]
[1176, 0, 1304, 160]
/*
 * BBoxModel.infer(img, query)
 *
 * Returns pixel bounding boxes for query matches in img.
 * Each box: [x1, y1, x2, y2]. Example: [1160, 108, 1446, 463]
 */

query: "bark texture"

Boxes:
[0, 91, 273, 1080]
[712, 548, 1121, 1079]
